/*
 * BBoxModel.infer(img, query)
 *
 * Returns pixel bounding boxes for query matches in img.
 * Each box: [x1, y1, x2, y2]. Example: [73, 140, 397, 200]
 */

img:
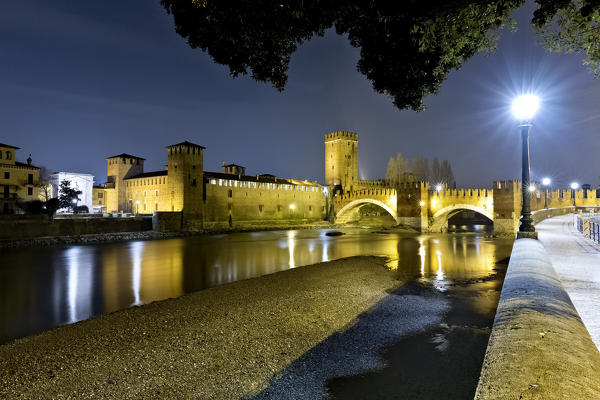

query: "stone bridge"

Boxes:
[332, 180, 600, 235]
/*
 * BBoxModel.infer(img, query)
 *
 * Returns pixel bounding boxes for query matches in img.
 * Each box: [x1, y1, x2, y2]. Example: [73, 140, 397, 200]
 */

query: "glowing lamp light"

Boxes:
[72, 199, 77, 204]
[289, 204, 295, 210]
[571, 182, 579, 190]
[512, 94, 540, 121]
[135, 200, 140, 204]
[542, 178, 551, 186]
[419, 201, 425, 206]
[528, 185, 536, 192]
[435, 184, 443, 192]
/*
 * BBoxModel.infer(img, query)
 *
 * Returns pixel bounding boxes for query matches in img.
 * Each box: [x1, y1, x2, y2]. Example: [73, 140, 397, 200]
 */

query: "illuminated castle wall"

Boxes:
[94, 141, 326, 229]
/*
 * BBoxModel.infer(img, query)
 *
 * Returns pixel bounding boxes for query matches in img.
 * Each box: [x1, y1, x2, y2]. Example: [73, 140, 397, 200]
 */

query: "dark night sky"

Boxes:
[1, 1, 598, 188]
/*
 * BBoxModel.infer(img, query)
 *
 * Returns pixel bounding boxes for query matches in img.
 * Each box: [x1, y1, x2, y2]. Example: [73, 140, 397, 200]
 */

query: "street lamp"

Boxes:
[135, 200, 140, 214]
[571, 182, 579, 207]
[542, 178, 551, 209]
[512, 94, 540, 239]
[435, 184, 443, 192]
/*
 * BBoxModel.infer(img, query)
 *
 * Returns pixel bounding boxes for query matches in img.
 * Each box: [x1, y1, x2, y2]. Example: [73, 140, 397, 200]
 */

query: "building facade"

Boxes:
[95, 141, 327, 229]
[0, 143, 39, 214]
[49, 172, 94, 213]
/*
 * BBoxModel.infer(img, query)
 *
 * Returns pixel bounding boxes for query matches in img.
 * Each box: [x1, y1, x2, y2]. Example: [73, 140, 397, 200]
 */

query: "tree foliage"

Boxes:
[534, 0, 600, 76]
[161, 1, 599, 110]
[58, 180, 82, 213]
[385, 152, 412, 185]
[162, 0, 523, 111]
[37, 166, 52, 202]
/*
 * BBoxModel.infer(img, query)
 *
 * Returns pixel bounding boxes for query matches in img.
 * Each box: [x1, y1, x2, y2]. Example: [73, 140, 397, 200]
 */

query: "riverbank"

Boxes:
[0, 256, 413, 399]
[0, 221, 359, 249]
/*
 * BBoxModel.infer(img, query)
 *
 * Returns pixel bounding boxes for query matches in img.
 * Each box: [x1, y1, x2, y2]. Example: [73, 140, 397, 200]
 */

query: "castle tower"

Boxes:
[106, 153, 145, 212]
[166, 141, 205, 230]
[324, 131, 358, 193]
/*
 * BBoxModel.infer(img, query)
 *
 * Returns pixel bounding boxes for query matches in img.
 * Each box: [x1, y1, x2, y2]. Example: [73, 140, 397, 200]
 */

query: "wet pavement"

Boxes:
[537, 214, 600, 350]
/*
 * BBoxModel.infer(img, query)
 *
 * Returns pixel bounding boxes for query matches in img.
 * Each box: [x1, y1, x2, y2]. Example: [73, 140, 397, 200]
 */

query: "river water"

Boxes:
[0, 228, 512, 345]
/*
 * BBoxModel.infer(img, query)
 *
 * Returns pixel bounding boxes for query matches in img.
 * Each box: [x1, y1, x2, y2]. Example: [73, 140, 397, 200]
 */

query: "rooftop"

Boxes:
[0, 143, 20, 149]
[14, 161, 39, 169]
[205, 171, 320, 186]
[167, 141, 205, 149]
[124, 170, 168, 180]
[106, 153, 146, 160]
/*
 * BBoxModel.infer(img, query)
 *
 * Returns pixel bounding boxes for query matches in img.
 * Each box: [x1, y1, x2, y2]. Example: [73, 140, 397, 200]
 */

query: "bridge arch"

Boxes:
[335, 198, 398, 224]
[430, 204, 493, 232]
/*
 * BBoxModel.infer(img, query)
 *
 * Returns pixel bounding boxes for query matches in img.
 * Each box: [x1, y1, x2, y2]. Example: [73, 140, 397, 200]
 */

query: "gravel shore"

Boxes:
[0, 256, 423, 400]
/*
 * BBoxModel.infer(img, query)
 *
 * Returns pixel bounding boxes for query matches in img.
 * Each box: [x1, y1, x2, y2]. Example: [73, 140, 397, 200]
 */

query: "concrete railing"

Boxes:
[532, 206, 600, 225]
[475, 239, 600, 399]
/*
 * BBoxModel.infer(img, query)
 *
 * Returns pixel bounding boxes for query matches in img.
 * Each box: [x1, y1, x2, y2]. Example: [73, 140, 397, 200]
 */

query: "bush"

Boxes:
[45, 198, 60, 219]
[18, 200, 45, 214]
[75, 205, 89, 214]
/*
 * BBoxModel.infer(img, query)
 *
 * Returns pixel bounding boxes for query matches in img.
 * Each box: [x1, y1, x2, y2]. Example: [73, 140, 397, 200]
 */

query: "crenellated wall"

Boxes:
[203, 177, 326, 229]
[331, 177, 600, 235]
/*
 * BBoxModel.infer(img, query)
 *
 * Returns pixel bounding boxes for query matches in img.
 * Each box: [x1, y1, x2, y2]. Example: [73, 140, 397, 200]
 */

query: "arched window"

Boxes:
[6, 151, 11, 160]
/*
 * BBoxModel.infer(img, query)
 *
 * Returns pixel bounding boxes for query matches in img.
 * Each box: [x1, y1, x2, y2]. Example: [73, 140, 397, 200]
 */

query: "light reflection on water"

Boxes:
[0, 229, 512, 343]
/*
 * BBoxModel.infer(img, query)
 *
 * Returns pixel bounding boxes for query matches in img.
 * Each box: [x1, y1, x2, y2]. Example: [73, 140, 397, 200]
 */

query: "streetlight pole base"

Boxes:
[517, 231, 538, 240]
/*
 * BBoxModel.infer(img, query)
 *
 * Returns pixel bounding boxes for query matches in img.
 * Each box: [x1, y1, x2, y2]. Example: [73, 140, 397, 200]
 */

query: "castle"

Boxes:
[94, 141, 327, 230]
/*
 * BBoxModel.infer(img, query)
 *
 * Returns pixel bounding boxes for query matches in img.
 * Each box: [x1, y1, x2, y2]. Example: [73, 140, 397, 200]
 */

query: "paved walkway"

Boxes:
[537, 214, 600, 350]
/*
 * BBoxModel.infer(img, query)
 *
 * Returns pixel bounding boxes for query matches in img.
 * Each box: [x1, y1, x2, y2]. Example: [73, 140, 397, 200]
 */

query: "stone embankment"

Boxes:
[475, 239, 600, 399]
[0, 221, 345, 249]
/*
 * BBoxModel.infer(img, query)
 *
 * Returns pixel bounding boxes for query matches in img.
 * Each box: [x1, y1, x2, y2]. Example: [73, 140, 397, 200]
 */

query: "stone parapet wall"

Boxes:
[475, 239, 600, 399]
[0, 216, 152, 240]
[152, 212, 182, 232]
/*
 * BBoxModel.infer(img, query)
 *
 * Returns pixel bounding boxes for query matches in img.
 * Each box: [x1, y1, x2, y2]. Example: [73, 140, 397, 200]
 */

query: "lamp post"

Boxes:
[542, 178, 551, 209]
[72, 198, 77, 214]
[571, 182, 579, 207]
[135, 200, 140, 214]
[512, 94, 540, 239]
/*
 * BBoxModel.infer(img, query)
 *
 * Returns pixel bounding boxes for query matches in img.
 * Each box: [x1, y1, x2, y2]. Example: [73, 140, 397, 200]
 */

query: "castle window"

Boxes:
[155, 203, 158, 211]
[192, 165, 196, 169]
[228, 189, 232, 198]
[277, 205, 281, 212]
[258, 204, 263, 212]
[27, 187, 33, 196]
[192, 178, 197, 187]
[218, 179, 222, 186]
[309, 205, 312, 211]
[6, 151, 11, 160]
[155, 190, 158, 196]
[228, 204, 232, 210]
[0, 151, 2, 159]
[4, 171, 9, 179]
[28, 174, 33, 184]
[99, 200, 102, 205]
[98, 192, 103, 198]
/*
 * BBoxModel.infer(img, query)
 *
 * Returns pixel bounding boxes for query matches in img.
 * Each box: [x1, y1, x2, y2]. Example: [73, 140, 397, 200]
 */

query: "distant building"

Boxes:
[49, 172, 94, 213]
[222, 162, 246, 176]
[92, 185, 106, 213]
[0, 143, 39, 214]
[94, 141, 326, 229]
